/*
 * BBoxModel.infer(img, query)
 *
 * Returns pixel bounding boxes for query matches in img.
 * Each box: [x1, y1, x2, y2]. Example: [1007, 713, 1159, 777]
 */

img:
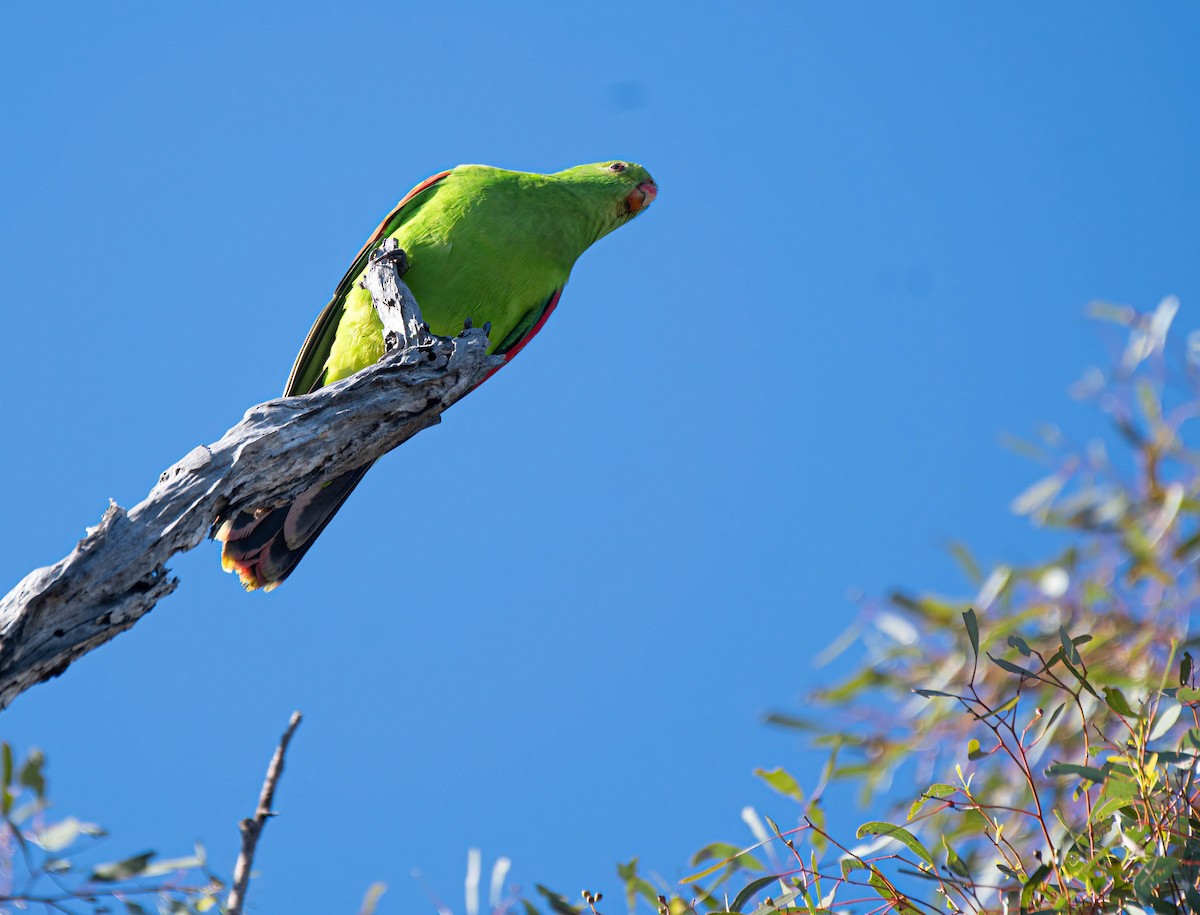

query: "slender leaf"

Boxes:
[963, 609, 979, 660]
[1103, 687, 1136, 718]
[988, 653, 1034, 678]
[908, 783, 956, 821]
[855, 821, 934, 867]
[17, 750, 45, 798]
[1008, 635, 1032, 656]
[1148, 699, 1181, 741]
[1045, 762, 1107, 783]
[913, 688, 958, 699]
[90, 851, 155, 882]
[730, 875, 784, 914]
[1059, 626, 1080, 664]
[754, 768, 804, 802]
[1020, 863, 1051, 910]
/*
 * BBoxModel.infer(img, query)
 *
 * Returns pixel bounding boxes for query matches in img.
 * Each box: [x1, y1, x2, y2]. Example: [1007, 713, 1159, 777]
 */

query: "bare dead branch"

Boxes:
[227, 710, 304, 915]
[0, 242, 502, 711]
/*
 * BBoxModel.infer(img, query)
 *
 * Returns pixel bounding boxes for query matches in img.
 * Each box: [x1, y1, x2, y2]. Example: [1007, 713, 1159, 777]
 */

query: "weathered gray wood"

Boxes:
[227, 711, 303, 915]
[0, 244, 502, 712]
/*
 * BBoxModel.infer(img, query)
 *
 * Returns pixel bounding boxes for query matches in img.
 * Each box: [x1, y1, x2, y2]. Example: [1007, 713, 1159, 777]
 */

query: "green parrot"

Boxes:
[216, 160, 657, 590]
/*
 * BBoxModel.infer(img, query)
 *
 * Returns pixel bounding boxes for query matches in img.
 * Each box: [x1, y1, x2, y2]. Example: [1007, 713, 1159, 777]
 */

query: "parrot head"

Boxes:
[555, 160, 657, 229]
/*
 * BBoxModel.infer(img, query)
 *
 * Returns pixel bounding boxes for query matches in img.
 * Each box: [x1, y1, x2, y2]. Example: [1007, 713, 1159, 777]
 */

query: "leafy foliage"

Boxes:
[0, 743, 223, 913]
[523, 300, 1200, 914]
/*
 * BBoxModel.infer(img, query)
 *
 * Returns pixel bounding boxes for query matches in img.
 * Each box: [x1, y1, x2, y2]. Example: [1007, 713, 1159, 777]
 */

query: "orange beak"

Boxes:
[625, 181, 658, 215]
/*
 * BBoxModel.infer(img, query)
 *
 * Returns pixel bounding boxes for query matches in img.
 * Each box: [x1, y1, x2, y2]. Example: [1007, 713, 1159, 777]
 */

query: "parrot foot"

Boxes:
[366, 243, 409, 277]
[458, 318, 491, 335]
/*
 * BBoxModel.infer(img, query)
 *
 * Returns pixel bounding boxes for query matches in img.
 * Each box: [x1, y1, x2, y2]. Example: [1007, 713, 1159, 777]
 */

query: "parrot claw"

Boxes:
[463, 317, 473, 330]
[483, 321, 492, 336]
[368, 243, 409, 276]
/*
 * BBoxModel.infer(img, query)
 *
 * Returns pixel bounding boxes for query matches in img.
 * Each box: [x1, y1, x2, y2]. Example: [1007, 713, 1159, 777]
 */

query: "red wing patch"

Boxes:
[500, 288, 562, 362]
[474, 288, 564, 389]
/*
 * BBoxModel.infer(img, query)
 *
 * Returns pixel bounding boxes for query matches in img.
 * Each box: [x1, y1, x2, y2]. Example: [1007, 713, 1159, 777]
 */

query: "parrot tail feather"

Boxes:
[215, 464, 373, 591]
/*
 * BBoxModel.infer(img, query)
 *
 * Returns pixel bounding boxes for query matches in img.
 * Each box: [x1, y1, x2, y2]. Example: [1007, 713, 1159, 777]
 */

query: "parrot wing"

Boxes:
[284, 169, 452, 396]
[217, 171, 450, 590]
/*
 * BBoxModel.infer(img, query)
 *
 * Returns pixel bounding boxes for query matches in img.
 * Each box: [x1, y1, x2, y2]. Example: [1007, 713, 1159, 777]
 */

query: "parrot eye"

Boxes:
[608, 162, 627, 172]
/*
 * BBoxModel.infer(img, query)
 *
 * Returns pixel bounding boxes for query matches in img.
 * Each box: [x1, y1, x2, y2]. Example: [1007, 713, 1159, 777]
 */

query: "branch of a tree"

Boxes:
[227, 710, 303, 915]
[0, 242, 502, 711]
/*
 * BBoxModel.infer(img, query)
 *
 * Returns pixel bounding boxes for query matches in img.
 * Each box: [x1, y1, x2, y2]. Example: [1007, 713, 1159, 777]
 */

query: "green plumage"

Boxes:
[217, 160, 657, 590]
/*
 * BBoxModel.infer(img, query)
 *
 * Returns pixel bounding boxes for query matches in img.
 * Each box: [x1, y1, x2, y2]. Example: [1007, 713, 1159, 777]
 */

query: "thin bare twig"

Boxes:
[227, 711, 304, 915]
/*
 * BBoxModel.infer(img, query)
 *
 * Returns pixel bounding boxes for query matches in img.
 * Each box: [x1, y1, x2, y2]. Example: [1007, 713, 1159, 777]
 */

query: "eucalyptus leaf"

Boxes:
[90, 851, 155, 883]
[855, 821, 934, 867]
[1148, 699, 1182, 741]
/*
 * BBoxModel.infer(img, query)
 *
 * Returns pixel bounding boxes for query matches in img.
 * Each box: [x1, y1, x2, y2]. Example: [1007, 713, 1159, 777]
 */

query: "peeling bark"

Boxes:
[0, 241, 501, 711]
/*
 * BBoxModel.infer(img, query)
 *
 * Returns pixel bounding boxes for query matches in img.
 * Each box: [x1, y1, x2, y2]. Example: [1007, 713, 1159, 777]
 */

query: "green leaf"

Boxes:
[1037, 703, 1066, 741]
[840, 856, 866, 880]
[359, 881, 387, 915]
[762, 713, 813, 731]
[1178, 686, 1200, 703]
[124, 903, 149, 915]
[1092, 775, 1139, 822]
[1059, 626, 1080, 664]
[754, 767, 804, 802]
[1020, 863, 1051, 910]
[1103, 687, 1136, 718]
[617, 858, 659, 909]
[866, 867, 918, 914]
[141, 854, 204, 877]
[1007, 635, 1032, 656]
[1133, 856, 1180, 906]
[855, 821, 934, 867]
[730, 875, 783, 914]
[963, 609, 979, 660]
[987, 653, 1034, 678]
[942, 837, 969, 878]
[1058, 653, 1101, 698]
[1, 743, 11, 816]
[534, 885, 582, 915]
[17, 750, 45, 799]
[1045, 762, 1107, 783]
[90, 851, 155, 883]
[908, 783, 955, 821]
[913, 688, 958, 699]
[683, 843, 763, 882]
[967, 738, 989, 760]
[988, 695, 1019, 717]
[1181, 651, 1193, 686]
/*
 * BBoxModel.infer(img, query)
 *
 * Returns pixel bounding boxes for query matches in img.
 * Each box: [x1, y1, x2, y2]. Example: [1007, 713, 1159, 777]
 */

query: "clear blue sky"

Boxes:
[2, 2, 1198, 912]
